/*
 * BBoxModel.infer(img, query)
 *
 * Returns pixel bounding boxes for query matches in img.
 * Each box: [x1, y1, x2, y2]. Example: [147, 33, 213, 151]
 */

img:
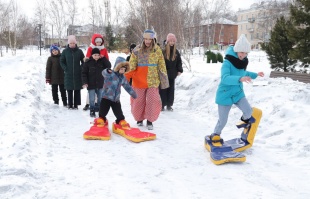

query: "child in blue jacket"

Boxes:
[98, 58, 137, 126]
[210, 34, 264, 141]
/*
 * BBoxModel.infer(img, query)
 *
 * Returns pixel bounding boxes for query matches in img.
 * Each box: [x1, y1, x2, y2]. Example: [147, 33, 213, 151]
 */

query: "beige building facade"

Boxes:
[237, 6, 270, 49]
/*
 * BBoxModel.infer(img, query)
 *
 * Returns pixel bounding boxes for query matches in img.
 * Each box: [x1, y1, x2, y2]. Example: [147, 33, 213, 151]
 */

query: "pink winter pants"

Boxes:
[130, 87, 162, 122]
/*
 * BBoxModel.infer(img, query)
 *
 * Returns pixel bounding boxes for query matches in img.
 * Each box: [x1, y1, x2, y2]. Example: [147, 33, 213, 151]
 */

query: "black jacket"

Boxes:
[82, 57, 111, 90]
[46, 53, 65, 85]
[163, 47, 183, 79]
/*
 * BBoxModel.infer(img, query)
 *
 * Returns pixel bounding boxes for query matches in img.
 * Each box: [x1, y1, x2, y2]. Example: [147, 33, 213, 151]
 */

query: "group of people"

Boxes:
[45, 30, 183, 130]
[45, 30, 264, 136]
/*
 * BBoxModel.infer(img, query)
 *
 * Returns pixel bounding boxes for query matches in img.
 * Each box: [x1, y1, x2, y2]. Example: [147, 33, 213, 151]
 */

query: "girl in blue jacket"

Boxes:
[211, 34, 264, 141]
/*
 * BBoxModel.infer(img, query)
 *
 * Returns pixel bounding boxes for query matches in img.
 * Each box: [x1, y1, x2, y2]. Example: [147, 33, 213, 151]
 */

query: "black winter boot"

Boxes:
[83, 104, 89, 111]
[90, 110, 96, 117]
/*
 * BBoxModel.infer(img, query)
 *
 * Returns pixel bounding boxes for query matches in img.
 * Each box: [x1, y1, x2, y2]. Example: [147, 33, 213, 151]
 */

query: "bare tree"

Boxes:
[0, 1, 11, 56]
[48, 0, 67, 44]
[9, 0, 18, 55]
[34, 0, 49, 46]
[65, 0, 78, 26]
[88, 0, 100, 34]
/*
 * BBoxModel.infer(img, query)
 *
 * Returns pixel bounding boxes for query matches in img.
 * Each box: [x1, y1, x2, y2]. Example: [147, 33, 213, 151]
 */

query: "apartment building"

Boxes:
[236, 1, 290, 49]
[184, 18, 238, 49]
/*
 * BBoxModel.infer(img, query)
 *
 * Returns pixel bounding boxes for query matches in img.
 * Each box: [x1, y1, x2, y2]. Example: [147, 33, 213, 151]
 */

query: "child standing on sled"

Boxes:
[209, 34, 264, 142]
[98, 58, 137, 128]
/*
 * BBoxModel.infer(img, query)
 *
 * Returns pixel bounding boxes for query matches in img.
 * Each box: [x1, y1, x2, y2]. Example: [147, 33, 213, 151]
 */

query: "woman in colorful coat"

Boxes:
[60, 35, 85, 109]
[125, 29, 169, 130]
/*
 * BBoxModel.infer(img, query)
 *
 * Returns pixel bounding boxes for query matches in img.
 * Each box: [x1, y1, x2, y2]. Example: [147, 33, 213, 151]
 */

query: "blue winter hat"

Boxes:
[143, 29, 156, 39]
[50, 45, 59, 53]
[113, 56, 126, 69]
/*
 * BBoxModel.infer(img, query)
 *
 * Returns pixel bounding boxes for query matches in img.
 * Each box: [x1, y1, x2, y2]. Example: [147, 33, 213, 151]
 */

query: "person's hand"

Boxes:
[46, 79, 51, 84]
[177, 72, 181, 76]
[240, 76, 252, 83]
[107, 69, 112, 73]
[83, 84, 88, 89]
[257, 72, 264, 77]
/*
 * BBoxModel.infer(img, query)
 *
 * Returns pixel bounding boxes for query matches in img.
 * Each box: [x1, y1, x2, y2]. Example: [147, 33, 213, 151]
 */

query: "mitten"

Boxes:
[46, 79, 51, 84]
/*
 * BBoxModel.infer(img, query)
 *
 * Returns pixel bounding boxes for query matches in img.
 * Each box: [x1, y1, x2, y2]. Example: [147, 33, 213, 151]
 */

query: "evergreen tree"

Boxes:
[288, 0, 310, 69]
[114, 33, 127, 52]
[261, 16, 297, 72]
[124, 25, 138, 47]
[105, 22, 115, 52]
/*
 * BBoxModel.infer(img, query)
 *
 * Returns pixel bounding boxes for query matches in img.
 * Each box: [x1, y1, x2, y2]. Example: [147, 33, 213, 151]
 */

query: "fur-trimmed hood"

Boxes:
[91, 33, 104, 45]
[114, 61, 129, 72]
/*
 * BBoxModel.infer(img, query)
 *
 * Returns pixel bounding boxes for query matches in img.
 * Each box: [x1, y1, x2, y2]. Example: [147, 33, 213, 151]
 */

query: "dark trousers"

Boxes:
[99, 98, 125, 124]
[52, 84, 67, 105]
[159, 78, 175, 107]
[67, 90, 81, 107]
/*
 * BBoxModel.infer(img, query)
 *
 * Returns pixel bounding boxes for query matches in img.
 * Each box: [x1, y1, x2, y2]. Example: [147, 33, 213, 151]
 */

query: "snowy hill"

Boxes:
[0, 49, 309, 199]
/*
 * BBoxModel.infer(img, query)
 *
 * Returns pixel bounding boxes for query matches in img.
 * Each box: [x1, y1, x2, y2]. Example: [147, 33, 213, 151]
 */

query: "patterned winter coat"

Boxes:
[216, 46, 258, 105]
[82, 57, 111, 90]
[102, 68, 137, 102]
[125, 44, 169, 89]
[85, 33, 109, 60]
[60, 45, 85, 90]
[45, 52, 64, 85]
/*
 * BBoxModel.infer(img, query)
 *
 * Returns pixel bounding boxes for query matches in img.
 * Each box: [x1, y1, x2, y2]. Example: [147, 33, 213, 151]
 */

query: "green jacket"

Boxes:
[60, 45, 85, 90]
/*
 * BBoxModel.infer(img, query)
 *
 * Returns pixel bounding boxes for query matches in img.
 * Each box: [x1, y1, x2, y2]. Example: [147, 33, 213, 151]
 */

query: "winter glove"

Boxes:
[46, 79, 51, 84]
[132, 92, 137, 99]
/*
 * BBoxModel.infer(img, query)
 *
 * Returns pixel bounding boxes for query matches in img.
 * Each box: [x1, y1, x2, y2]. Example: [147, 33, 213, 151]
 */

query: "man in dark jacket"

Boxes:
[82, 48, 111, 117]
[60, 35, 85, 109]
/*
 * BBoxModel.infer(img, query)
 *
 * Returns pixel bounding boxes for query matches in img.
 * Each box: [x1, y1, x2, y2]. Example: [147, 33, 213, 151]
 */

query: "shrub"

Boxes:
[217, 52, 223, 63]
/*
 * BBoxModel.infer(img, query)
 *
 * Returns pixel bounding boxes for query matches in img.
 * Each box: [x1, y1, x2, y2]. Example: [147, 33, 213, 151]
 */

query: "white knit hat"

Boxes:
[234, 34, 251, 53]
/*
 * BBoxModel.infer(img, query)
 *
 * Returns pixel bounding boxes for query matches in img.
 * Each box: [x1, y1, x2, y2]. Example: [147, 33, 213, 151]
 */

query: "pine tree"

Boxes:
[261, 16, 297, 72]
[288, 0, 310, 69]
[105, 22, 115, 52]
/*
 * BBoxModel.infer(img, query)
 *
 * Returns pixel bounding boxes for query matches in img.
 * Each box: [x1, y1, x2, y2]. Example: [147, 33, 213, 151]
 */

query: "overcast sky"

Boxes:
[15, 0, 258, 22]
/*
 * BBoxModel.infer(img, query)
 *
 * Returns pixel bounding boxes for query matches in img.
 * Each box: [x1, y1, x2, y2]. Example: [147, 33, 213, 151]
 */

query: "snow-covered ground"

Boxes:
[0, 48, 309, 199]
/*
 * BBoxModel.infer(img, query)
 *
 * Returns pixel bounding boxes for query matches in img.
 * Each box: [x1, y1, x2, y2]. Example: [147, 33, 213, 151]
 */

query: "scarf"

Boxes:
[90, 43, 105, 50]
[225, 55, 248, 70]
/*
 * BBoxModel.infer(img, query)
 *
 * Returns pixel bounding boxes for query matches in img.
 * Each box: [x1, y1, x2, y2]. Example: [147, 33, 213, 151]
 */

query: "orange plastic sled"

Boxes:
[112, 120, 156, 143]
[83, 118, 111, 140]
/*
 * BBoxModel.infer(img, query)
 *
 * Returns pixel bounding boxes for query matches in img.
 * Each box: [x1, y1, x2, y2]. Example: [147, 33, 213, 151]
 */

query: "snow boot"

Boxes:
[90, 109, 96, 117]
[236, 116, 256, 129]
[167, 106, 173, 111]
[137, 120, 143, 126]
[147, 120, 153, 130]
[83, 104, 89, 111]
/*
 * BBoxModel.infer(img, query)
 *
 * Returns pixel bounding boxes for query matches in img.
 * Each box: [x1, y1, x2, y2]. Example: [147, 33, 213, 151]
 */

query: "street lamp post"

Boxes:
[38, 24, 42, 56]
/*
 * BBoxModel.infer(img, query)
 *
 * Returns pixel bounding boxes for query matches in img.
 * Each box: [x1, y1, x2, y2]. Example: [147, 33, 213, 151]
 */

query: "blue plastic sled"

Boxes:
[205, 107, 262, 165]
